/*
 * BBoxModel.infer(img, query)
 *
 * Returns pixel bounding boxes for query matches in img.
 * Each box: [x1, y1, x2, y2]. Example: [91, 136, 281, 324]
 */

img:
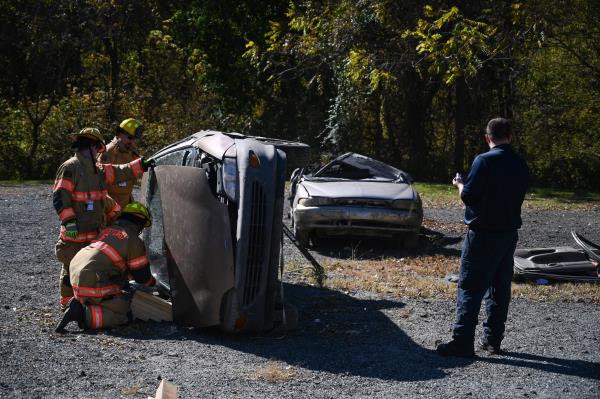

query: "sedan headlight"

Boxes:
[391, 199, 417, 210]
[298, 197, 333, 206]
[221, 157, 238, 201]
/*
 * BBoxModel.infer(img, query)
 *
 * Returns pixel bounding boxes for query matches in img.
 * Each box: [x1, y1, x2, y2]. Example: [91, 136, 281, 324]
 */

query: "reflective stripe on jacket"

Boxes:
[98, 138, 140, 207]
[69, 221, 153, 302]
[53, 153, 143, 243]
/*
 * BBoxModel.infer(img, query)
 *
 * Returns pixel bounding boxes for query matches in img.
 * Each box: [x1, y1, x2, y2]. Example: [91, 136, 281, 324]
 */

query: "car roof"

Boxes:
[151, 130, 244, 160]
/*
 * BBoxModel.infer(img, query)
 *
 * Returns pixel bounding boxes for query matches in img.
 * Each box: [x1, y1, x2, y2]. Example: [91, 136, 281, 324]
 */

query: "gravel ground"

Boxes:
[0, 184, 599, 399]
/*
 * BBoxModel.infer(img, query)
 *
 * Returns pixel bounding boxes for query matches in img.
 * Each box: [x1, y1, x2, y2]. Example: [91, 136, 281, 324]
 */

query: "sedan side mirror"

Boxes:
[290, 167, 303, 183]
[400, 172, 413, 184]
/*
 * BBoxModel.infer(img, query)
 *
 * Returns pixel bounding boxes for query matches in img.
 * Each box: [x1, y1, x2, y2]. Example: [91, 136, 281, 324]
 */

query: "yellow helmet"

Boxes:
[121, 202, 152, 227]
[118, 118, 144, 139]
[69, 127, 106, 153]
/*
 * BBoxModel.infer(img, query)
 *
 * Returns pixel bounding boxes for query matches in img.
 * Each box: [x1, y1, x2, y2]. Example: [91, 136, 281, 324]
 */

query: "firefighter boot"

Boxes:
[55, 298, 85, 333]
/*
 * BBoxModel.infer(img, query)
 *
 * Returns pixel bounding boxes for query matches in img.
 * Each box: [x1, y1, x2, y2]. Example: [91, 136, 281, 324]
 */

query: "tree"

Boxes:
[0, 1, 84, 178]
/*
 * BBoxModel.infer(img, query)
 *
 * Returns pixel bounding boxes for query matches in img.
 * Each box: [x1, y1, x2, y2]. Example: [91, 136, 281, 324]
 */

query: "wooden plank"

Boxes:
[131, 291, 173, 322]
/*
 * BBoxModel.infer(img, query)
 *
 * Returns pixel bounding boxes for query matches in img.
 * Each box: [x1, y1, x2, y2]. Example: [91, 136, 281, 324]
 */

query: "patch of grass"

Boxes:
[322, 255, 600, 303]
[254, 361, 297, 383]
[414, 182, 600, 210]
[523, 187, 600, 210]
[422, 217, 466, 234]
[413, 182, 462, 209]
[324, 255, 458, 299]
[513, 281, 600, 303]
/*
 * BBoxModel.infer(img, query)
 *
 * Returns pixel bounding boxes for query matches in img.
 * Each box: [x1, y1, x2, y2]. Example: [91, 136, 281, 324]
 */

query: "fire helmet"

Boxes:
[121, 201, 152, 228]
[69, 127, 106, 153]
[118, 118, 144, 139]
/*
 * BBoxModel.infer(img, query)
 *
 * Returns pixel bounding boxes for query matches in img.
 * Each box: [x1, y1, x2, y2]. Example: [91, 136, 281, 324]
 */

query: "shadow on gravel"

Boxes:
[480, 351, 600, 381]
[185, 283, 469, 382]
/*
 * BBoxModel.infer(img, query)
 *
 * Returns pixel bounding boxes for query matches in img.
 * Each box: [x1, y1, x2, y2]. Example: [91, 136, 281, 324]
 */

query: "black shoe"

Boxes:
[436, 339, 475, 358]
[479, 337, 501, 355]
[55, 298, 85, 333]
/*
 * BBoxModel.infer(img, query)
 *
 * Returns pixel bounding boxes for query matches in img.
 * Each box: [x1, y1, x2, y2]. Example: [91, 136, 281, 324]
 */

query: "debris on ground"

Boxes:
[148, 379, 177, 399]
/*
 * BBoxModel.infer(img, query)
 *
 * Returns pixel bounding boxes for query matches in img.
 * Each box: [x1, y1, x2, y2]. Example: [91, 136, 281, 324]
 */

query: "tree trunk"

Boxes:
[454, 77, 468, 173]
[104, 37, 120, 122]
[405, 74, 438, 177]
[22, 96, 57, 179]
[23, 122, 41, 179]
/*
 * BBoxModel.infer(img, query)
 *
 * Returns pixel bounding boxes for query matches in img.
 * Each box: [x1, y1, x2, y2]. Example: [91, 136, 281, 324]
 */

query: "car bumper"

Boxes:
[293, 204, 423, 236]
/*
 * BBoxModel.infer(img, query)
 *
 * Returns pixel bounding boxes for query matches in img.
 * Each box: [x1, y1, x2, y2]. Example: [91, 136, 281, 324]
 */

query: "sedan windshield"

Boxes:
[313, 153, 402, 181]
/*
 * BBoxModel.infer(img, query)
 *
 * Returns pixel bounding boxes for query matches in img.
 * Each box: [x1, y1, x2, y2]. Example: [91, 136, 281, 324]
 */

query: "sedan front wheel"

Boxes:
[293, 222, 310, 247]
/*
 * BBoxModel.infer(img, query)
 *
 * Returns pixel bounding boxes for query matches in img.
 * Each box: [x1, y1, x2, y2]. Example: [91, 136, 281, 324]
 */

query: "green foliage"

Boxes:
[0, 0, 599, 190]
[404, 5, 500, 85]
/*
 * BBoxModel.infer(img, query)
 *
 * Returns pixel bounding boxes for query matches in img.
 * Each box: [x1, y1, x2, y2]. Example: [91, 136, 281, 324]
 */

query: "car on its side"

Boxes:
[289, 152, 423, 247]
[140, 130, 307, 333]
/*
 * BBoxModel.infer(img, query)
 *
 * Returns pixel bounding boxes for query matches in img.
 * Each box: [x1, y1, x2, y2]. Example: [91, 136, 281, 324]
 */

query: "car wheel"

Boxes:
[274, 303, 299, 331]
[294, 226, 310, 247]
[403, 232, 419, 248]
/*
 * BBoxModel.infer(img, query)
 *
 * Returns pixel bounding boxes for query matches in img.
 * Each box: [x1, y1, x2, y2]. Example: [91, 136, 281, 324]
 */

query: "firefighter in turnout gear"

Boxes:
[55, 202, 155, 332]
[98, 118, 143, 207]
[53, 127, 152, 309]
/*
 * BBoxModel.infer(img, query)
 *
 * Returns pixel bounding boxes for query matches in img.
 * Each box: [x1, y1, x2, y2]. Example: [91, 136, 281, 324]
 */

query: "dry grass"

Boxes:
[254, 361, 297, 383]
[512, 281, 600, 303]
[321, 255, 600, 304]
[422, 218, 466, 234]
[324, 255, 458, 299]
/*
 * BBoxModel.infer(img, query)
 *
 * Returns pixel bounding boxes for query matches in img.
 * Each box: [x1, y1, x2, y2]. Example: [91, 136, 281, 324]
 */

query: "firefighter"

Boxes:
[53, 127, 153, 309]
[98, 118, 144, 208]
[55, 202, 155, 332]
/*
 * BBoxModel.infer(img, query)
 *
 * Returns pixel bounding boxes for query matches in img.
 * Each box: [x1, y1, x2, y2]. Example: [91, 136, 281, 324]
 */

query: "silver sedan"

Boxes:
[289, 153, 423, 247]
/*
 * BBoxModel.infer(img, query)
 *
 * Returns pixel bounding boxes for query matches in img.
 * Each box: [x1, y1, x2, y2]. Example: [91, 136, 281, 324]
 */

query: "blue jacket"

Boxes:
[461, 144, 529, 231]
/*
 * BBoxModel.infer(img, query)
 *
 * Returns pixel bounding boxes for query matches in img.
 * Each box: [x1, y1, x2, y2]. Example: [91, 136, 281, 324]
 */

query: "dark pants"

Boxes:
[453, 229, 518, 346]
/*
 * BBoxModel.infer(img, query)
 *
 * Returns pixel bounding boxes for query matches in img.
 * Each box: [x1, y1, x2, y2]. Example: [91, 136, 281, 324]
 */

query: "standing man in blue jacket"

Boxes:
[437, 118, 529, 357]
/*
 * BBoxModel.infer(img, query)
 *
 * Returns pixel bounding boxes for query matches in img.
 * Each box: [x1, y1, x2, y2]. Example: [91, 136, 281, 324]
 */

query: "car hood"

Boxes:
[300, 180, 417, 200]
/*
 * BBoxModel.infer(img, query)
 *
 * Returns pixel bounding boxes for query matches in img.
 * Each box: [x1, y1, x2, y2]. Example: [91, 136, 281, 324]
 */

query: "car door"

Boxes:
[140, 148, 192, 295]
[141, 165, 234, 327]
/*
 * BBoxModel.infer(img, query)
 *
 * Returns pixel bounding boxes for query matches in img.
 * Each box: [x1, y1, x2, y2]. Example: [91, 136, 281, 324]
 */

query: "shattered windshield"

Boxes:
[313, 153, 403, 181]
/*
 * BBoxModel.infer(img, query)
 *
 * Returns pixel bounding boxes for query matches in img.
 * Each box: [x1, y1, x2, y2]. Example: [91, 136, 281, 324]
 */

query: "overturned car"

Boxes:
[289, 152, 423, 247]
[140, 131, 307, 333]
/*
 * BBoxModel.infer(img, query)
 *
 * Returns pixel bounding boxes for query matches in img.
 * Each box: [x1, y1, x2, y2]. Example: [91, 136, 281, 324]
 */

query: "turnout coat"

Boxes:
[98, 138, 140, 207]
[69, 220, 154, 329]
[53, 153, 144, 243]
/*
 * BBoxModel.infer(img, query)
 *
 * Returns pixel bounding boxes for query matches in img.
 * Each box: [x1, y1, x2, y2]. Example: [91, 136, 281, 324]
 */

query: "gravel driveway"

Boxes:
[0, 184, 598, 398]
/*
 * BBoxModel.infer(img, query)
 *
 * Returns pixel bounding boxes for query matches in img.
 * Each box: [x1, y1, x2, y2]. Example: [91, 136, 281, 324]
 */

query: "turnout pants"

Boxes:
[83, 295, 130, 330]
[453, 229, 518, 346]
[55, 239, 88, 309]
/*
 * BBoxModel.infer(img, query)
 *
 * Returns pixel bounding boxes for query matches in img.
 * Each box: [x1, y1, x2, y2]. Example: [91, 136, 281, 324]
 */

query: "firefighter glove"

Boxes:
[65, 221, 78, 239]
[141, 157, 155, 171]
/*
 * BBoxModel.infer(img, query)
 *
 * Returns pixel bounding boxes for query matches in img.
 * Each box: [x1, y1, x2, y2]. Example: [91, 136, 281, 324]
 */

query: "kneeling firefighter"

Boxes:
[55, 202, 155, 333]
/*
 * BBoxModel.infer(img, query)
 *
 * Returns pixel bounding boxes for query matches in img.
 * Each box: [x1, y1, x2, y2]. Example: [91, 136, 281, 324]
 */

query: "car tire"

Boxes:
[403, 232, 419, 248]
[274, 302, 299, 331]
[293, 225, 310, 247]
[512, 271, 525, 282]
